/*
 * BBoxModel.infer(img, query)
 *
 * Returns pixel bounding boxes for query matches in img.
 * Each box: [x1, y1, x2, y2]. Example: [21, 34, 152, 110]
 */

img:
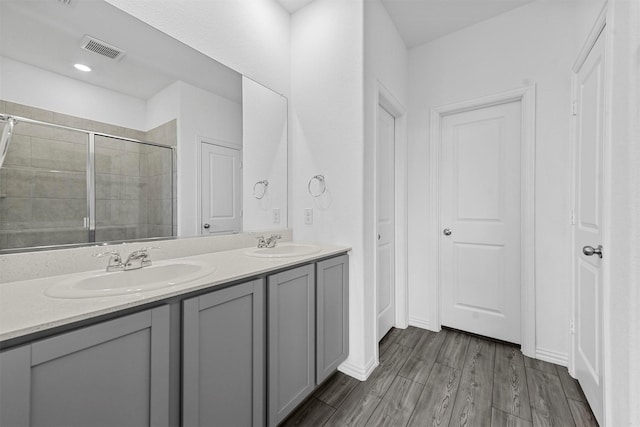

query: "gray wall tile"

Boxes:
[33, 171, 86, 199]
[1, 168, 35, 197]
[0, 198, 33, 223]
[32, 198, 85, 224]
[31, 138, 86, 172]
[3, 135, 31, 167]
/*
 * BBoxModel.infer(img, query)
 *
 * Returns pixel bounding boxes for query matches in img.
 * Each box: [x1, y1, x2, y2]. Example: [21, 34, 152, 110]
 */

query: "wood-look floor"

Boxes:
[281, 327, 599, 427]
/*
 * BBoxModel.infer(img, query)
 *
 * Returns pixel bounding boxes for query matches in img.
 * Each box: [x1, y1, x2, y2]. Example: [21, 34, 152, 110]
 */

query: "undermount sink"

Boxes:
[244, 243, 321, 258]
[45, 260, 217, 299]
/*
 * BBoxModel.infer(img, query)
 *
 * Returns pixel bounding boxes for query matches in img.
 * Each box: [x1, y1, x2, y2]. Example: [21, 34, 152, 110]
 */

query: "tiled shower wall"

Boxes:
[145, 120, 178, 238]
[0, 101, 176, 250]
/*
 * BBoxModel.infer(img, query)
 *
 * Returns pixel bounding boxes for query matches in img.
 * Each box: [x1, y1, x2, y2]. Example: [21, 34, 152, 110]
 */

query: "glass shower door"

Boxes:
[94, 135, 173, 242]
[0, 121, 89, 250]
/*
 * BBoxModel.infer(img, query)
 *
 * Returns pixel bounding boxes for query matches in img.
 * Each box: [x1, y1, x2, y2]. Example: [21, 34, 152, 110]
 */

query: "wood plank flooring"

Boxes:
[281, 327, 599, 427]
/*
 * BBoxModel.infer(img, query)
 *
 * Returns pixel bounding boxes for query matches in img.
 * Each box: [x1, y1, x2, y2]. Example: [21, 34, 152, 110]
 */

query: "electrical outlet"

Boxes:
[304, 208, 313, 225]
[272, 208, 280, 224]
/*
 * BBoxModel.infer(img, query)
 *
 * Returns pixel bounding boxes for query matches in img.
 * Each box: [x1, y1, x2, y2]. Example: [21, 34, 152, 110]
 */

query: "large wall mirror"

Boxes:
[0, 0, 288, 252]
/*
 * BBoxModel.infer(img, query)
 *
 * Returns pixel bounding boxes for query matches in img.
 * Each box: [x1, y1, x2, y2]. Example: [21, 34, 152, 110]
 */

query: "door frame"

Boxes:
[429, 85, 536, 357]
[373, 81, 409, 345]
[568, 2, 607, 418]
[196, 136, 243, 235]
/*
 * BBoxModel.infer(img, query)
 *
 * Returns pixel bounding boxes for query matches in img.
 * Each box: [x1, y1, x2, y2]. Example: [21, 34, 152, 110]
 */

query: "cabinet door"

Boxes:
[316, 255, 349, 384]
[0, 306, 170, 427]
[268, 264, 315, 427]
[182, 279, 264, 427]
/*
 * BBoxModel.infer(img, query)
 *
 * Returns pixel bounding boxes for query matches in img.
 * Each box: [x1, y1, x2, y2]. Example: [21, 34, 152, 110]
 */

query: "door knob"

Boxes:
[378, 234, 381, 240]
[582, 245, 603, 258]
[203, 223, 210, 229]
[443, 228, 452, 236]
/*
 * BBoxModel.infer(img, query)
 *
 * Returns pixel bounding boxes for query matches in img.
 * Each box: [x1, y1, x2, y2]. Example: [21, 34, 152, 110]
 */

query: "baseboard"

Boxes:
[536, 347, 568, 367]
[338, 355, 378, 381]
[409, 316, 438, 332]
[395, 318, 409, 329]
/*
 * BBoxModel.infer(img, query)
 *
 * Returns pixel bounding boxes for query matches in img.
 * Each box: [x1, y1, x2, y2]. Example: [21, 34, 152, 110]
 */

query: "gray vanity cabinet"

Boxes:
[267, 264, 315, 427]
[0, 305, 171, 427]
[182, 279, 265, 427]
[316, 254, 349, 384]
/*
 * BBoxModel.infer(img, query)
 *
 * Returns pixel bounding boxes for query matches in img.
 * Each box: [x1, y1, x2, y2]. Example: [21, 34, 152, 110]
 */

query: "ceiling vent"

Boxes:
[80, 35, 126, 61]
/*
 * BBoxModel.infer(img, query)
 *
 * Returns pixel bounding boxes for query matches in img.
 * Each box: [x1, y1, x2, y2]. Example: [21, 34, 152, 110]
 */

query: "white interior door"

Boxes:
[440, 101, 522, 344]
[200, 142, 242, 235]
[377, 105, 395, 341]
[573, 30, 605, 425]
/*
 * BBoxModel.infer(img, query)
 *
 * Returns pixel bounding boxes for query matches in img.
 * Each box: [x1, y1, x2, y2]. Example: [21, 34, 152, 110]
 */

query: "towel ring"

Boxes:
[253, 180, 269, 199]
[308, 174, 326, 197]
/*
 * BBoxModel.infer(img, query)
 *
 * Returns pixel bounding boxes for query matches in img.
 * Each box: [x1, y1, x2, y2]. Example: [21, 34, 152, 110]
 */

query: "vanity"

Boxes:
[0, 1, 348, 425]
[0, 241, 350, 427]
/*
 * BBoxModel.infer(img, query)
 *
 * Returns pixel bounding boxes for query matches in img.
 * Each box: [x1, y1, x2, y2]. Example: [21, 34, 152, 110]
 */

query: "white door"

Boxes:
[573, 30, 605, 425]
[377, 105, 395, 341]
[440, 101, 522, 344]
[200, 142, 242, 235]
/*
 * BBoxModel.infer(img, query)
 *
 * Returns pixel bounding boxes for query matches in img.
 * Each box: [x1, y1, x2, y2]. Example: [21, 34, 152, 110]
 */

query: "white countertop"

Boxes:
[0, 243, 350, 345]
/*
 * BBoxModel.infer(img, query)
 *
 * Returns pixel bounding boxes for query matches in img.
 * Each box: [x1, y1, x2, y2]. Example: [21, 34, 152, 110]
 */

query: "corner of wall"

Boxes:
[338, 354, 378, 382]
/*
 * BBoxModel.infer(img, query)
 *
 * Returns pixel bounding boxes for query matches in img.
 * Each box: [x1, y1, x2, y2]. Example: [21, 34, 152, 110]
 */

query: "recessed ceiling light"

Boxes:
[74, 63, 91, 72]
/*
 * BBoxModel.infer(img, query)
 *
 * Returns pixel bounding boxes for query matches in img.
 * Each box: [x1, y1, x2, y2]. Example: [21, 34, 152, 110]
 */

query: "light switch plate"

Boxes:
[272, 208, 280, 224]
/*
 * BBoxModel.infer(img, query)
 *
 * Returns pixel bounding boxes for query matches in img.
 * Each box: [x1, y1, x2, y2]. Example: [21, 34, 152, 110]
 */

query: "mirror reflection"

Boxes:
[0, 0, 288, 252]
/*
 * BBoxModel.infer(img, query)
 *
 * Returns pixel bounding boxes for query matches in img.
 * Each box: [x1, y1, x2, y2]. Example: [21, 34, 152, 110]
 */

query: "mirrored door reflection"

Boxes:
[94, 135, 173, 242]
[0, 121, 89, 250]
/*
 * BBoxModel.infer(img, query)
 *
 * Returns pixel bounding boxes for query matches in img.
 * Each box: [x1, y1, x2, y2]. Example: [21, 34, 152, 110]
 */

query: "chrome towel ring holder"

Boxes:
[308, 174, 326, 197]
[253, 180, 269, 199]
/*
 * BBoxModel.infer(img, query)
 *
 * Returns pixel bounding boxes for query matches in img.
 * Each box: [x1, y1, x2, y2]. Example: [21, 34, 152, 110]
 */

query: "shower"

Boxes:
[0, 115, 17, 170]
[0, 112, 176, 252]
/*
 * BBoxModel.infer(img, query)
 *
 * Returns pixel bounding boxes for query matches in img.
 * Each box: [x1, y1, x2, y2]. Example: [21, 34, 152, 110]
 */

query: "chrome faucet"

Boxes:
[256, 235, 281, 248]
[94, 250, 124, 272]
[94, 247, 158, 271]
[256, 236, 268, 248]
[265, 234, 282, 248]
[122, 248, 153, 270]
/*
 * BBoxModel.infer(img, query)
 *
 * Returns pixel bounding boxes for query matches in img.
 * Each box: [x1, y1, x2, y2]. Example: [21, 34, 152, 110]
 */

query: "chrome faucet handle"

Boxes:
[135, 246, 160, 255]
[93, 250, 121, 258]
[123, 247, 159, 270]
[93, 250, 123, 271]
[256, 236, 267, 248]
[265, 234, 282, 248]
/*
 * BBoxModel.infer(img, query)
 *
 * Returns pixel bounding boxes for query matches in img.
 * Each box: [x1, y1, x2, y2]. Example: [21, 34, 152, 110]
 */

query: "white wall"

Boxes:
[146, 80, 242, 236]
[145, 82, 180, 131]
[603, 0, 640, 424]
[0, 56, 147, 129]
[407, 0, 604, 363]
[290, 0, 366, 377]
[104, 0, 291, 98]
[242, 77, 288, 232]
[363, 0, 409, 370]
[175, 81, 242, 236]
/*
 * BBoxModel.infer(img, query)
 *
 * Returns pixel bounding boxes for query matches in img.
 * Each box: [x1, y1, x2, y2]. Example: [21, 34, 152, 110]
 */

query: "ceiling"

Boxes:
[276, 0, 537, 48]
[277, 0, 315, 14]
[0, 0, 241, 102]
[380, 0, 537, 47]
